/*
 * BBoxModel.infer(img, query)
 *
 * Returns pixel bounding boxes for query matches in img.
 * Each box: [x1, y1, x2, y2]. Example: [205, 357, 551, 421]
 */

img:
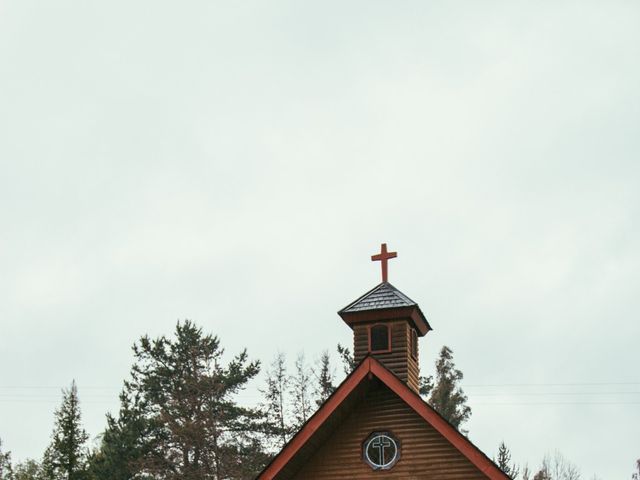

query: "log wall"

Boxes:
[289, 382, 488, 480]
[353, 320, 420, 392]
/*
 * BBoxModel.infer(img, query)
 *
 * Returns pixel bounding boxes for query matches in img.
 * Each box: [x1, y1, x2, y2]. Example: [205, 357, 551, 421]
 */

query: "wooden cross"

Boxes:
[371, 243, 397, 283]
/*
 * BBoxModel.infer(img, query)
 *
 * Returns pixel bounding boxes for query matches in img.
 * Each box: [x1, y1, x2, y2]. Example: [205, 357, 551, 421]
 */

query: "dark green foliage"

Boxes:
[40, 447, 55, 480]
[88, 391, 153, 480]
[313, 351, 335, 407]
[261, 352, 292, 449]
[1, 440, 44, 480]
[217, 437, 272, 480]
[419, 374, 434, 398]
[43, 381, 89, 480]
[13, 459, 43, 480]
[426, 346, 471, 432]
[0, 439, 13, 480]
[495, 441, 520, 479]
[136, 320, 262, 479]
[93, 320, 263, 480]
[336, 343, 355, 375]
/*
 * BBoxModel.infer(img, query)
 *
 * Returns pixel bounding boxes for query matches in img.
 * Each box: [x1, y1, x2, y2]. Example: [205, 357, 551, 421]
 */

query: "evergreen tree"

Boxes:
[40, 447, 55, 480]
[216, 437, 272, 480]
[419, 374, 434, 398]
[495, 441, 520, 479]
[427, 346, 471, 432]
[0, 439, 13, 480]
[261, 352, 291, 449]
[13, 460, 43, 480]
[336, 343, 355, 376]
[290, 353, 312, 432]
[96, 320, 263, 480]
[313, 351, 335, 407]
[88, 390, 153, 480]
[44, 381, 89, 480]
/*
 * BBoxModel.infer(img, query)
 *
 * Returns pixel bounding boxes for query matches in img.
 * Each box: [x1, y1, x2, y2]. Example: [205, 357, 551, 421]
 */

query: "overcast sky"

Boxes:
[1, 1, 639, 478]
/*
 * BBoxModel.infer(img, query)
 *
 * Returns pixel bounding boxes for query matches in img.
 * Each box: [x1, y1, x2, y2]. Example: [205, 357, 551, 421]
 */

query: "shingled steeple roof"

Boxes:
[339, 282, 418, 313]
[338, 282, 432, 336]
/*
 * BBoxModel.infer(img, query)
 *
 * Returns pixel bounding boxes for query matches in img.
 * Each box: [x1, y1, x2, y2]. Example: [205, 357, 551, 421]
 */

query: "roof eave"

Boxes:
[256, 356, 509, 480]
[338, 305, 432, 336]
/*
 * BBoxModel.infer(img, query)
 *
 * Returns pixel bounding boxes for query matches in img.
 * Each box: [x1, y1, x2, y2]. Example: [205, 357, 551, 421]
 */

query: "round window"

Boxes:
[363, 432, 400, 470]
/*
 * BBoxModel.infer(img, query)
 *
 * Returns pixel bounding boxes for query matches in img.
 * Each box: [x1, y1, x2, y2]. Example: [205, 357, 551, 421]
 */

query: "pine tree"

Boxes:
[495, 441, 520, 479]
[313, 351, 335, 407]
[261, 352, 291, 449]
[143, 321, 261, 479]
[290, 353, 312, 432]
[44, 381, 89, 480]
[217, 437, 272, 480]
[419, 374, 434, 398]
[13, 460, 43, 480]
[0, 438, 13, 480]
[88, 390, 152, 480]
[427, 346, 471, 432]
[97, 320, 263, 480]
[336, 343, 355, 376]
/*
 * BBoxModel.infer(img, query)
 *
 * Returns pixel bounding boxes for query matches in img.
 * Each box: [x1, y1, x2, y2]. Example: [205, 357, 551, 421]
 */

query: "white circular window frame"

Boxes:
[363, 432, 401, 470]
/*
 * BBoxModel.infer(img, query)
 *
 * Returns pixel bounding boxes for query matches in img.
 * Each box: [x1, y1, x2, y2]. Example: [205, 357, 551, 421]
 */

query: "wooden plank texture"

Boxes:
[353, 320, 420, 392]
[289, 381, 488, 480]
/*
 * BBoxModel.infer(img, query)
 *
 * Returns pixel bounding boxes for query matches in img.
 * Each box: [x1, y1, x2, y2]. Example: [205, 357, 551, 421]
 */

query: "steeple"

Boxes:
[338, 244, 431, 392]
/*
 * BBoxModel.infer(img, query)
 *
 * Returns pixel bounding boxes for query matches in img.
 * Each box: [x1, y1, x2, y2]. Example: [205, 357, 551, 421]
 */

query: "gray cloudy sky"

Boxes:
[1, 1, 639, 478]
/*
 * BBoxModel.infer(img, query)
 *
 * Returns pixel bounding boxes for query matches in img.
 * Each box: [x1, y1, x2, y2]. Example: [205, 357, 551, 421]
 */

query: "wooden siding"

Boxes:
[354, 320, 420, 392]
[289, 380, 488, 480]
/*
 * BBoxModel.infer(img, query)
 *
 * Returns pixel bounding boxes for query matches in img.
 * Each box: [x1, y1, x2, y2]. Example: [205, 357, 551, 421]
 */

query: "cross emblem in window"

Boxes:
[363, 432, 400, 470]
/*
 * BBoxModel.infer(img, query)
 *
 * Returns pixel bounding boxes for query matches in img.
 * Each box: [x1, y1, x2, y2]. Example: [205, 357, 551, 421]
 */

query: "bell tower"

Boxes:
[338, 244, 431, 392]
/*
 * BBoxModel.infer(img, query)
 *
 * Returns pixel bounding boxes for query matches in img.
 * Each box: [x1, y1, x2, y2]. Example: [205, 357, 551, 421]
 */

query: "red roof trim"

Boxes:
[369, 360, 509, 479]
[257, 356, 508, 480]
[257, 358, 372, 480]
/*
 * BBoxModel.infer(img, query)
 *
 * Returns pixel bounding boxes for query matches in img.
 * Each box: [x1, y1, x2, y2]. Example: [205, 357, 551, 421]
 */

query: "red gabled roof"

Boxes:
[257, 356, 509, 480]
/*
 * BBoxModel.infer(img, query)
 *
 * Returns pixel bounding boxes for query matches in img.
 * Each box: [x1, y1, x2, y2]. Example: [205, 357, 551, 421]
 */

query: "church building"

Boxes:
[256, 244, 509, 480]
